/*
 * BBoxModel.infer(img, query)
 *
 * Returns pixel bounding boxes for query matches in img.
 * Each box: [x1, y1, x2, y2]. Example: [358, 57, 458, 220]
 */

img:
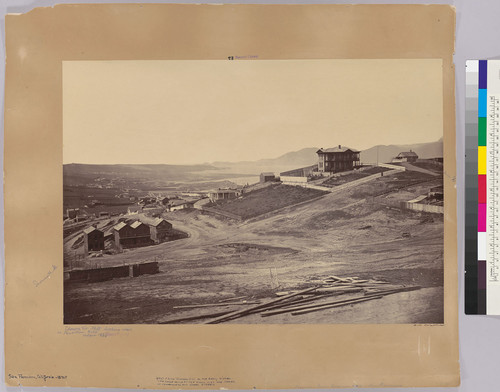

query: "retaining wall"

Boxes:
[280, 176, 309, 184]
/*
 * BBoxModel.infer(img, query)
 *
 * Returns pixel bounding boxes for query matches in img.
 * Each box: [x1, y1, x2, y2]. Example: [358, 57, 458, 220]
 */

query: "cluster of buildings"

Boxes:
[64, 208, 113, 225]
[83, 216, 174, 255]
[278, 146, 427, 183]
[65, 208, 89, 223]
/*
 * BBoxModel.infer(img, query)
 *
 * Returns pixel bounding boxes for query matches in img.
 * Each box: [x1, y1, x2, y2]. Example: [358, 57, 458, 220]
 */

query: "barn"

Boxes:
[113, 221, 152, 250]
[83, 226, 104, 254]
[139, 216, 173, 243]
[129, 221, 152, 247]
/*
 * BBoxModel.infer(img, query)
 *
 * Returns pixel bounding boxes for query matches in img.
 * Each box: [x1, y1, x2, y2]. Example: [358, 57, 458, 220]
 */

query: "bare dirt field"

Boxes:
[64, 170, 444, 324]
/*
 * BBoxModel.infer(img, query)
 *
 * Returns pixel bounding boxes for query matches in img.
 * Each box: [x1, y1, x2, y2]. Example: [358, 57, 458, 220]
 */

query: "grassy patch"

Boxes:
[361, 166, 391, 175]
[383, 171, 438, 189]
[321, 171, 370, 187]
[209, 184, 327, 219]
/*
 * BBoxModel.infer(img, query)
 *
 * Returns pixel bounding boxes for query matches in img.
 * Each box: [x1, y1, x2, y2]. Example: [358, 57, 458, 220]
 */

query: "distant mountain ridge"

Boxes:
[359, 139, 443, 164]
[64, 139, 443, 184]
[210, 147, 319, 170]
[210, 139, 442, 172]
[64, 163, 218, 176]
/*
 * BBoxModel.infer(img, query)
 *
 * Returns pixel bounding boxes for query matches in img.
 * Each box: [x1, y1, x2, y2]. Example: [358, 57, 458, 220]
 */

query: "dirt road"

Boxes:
[402, 162, 440, 176]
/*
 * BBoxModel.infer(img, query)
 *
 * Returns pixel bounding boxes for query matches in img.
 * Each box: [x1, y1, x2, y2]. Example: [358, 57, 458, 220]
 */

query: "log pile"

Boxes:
[160, 276, 421, 324]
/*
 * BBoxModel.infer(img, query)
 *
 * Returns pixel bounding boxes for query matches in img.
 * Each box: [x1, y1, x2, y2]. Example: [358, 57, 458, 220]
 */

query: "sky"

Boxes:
[63, 59, 443, 165]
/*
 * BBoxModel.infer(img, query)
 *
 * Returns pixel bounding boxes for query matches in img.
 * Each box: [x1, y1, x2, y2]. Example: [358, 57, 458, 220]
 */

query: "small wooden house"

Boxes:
[208, 189, 241, 202]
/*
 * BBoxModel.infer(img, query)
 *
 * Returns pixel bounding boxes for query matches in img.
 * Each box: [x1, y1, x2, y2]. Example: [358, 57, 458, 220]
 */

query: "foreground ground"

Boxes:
[64, 169, 444, 324]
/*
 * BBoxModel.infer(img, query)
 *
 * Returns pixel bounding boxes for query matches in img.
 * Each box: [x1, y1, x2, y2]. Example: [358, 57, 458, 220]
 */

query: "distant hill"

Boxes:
[63, 163, 223, 186]
[359, 139, 443, 164]
[210, 139, 443, 174]
[64, 139, 443, 186]
[210, 147, 319, 174]
[64, 163, 219, 177]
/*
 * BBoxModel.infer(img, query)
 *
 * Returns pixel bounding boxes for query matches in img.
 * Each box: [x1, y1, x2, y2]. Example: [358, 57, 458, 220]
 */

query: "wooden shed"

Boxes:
[113, 221, 152, 250]
[260, 172, 276, 183]
[139, 216, 173, 243]
[83, 226, 104, 254]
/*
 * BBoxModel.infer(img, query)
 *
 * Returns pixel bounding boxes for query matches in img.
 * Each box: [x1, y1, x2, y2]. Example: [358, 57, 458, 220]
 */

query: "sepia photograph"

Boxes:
[63, 59, 444, 324]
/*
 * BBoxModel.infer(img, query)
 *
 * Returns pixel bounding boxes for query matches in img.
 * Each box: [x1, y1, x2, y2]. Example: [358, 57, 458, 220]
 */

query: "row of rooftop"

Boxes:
[83, 215, 176, 254]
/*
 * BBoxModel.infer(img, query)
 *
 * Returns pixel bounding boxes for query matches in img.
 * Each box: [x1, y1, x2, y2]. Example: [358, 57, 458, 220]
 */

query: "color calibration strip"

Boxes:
[465, 60, 500, 315]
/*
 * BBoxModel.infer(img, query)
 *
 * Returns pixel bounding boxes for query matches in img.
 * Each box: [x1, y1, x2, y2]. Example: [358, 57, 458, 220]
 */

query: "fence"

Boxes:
[376, 162, 406, 171]
[64, 250, 86, 268]
[282, 167, 403, 194]
[281, 182, 331, 192]
[400, 201, 444, 214]
[280, 176, 309, 184]
[66, 261, 160, 283]
[361, 162, 406, 171]
[280, 165, 317, 177]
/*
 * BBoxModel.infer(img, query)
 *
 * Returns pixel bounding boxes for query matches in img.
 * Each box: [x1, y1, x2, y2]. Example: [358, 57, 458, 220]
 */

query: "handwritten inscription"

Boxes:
[228, 55, 259, 60]
[33, 264, 57, 287]
[156, 376, 236, 388]
[59, 325, 132, 338]
[8, 373, 67, 382]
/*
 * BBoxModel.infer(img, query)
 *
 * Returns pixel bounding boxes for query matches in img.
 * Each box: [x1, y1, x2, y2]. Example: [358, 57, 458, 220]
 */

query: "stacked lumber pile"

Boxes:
[160, 276, 420, 324]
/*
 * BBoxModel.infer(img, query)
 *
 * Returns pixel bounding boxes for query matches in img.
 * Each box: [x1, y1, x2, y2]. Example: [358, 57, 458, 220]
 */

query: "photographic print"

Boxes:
[6, 4, 459, 388]
[63, 59, 444, 324]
